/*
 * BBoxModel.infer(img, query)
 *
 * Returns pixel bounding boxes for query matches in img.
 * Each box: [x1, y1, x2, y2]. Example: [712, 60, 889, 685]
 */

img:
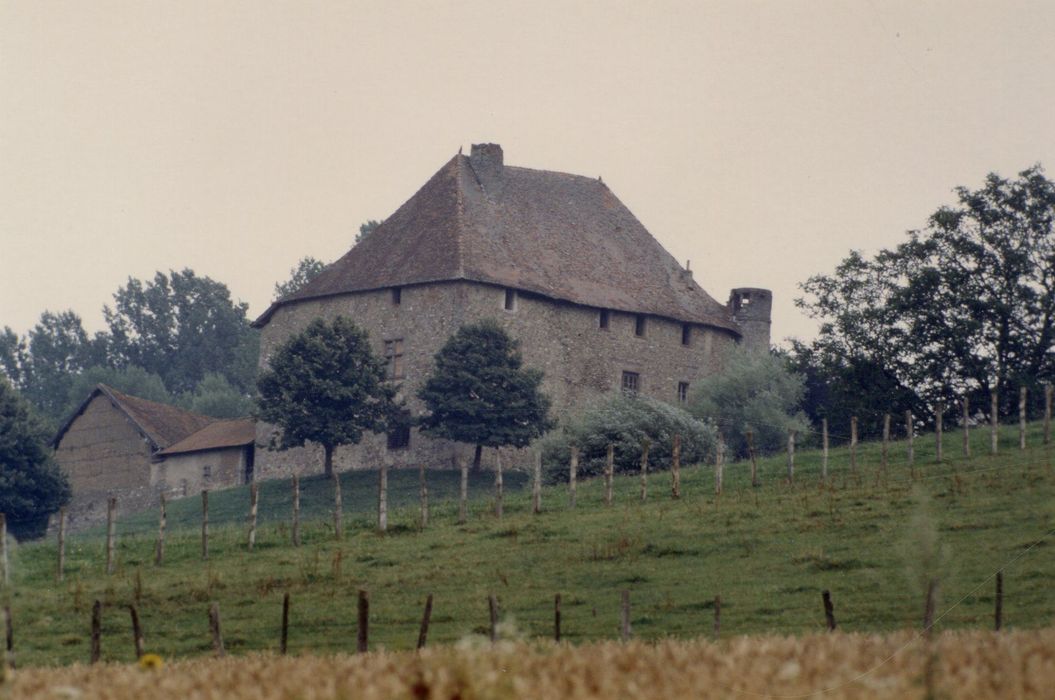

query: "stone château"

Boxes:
[253, 143, 771, 474]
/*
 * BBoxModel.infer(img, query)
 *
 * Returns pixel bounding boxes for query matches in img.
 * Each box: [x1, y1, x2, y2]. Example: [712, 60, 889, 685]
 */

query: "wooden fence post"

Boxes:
[881, 413, 890, 469]
[569, 446, 579, 508]
[822, 590, 836, 631]
[786, 430, 795, 483]
[1019, 386, 1028, 450]
[106, 497, 117, 575]
[155, 494, 166, 565]
[604, 444, 614, 506]
[358, 590, 370, 653]
[56, 507, 66, 583]
[532, 451, 542, 515]
[935, 404, 944, 463]
[0, 513, 7, 586]
[333, 471, 343, 541]
[291, 475, 301, 547]
[3, 605, 12, 669]
[554, 593, 562, 642]
[639, 440, 650, 502]
[201, 490, 209, 561]
[820, 420, 828, 481]
[713, 595, 721, 640]
[378, 465, 388, 533]
[747, 429, 759, 487]
[715, 435, 724, 495]
[671, 434, 681, 499]
[209, 602, 225, 657]
[280, 592, 290, 655]
[128, 605, 144, 659]
[1045, 385, 1053, 446]
[417, 594, 433, 650]
[850, 417, 858, 471]
[494, 450, 504, 519]
[620, 590, 630, 641]
[90, 600, 102, 664]
[995, 572, 1003, 632]
[458, 456, 469, 525]
[419, 463, 429, 529]
[990, 387, 999, 455]
[963, 395, 971, 458]
[488, 594, 499, 642]
[905, 410, 914, 467]
[247, 482, 258, 551]
[922, 579, 938, 638]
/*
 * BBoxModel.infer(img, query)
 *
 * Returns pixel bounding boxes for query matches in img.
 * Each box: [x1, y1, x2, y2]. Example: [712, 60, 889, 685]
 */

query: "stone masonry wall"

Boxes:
[152, 447, 247, 499]
[53, 395, 156, 531]
[256, 280, 738, 478]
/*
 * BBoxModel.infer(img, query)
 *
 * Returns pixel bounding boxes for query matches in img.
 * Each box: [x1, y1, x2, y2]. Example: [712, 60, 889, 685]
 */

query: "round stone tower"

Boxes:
[728, 288, 772, 352]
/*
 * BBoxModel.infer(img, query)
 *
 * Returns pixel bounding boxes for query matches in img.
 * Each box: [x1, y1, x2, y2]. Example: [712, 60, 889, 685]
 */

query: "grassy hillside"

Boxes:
[4, 422, 1054, 667]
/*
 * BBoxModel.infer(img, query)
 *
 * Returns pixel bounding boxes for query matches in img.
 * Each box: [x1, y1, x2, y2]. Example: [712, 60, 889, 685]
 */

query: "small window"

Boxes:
[387, 410, 411, 450]
[681, 324, 692, 346]
[678, 382, 689, 404]
[635, 315, 646, 337]
[621, 371, 640, 395]
[384, 339, 405, 380]
[202, 465, 212, 481]
[392, 287, 402, 305]
[504, 288, 517, 311]
[599, 309, 610, 330]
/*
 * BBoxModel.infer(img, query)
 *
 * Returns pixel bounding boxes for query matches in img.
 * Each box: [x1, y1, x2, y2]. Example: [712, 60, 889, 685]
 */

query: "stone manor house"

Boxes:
[252, 143, 771, 476]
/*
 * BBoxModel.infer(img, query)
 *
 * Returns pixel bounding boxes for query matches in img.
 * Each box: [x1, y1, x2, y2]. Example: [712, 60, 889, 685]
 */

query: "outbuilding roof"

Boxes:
[254, 144, 740, 335]
[53, 384, 216, 451]
[156, 418, 256, 456]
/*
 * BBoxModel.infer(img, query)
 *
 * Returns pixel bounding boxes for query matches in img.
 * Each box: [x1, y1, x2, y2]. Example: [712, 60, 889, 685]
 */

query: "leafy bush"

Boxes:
[688, 350, 809, 459]
[541, 392, 716, 483]
[0, 377, 70, 539]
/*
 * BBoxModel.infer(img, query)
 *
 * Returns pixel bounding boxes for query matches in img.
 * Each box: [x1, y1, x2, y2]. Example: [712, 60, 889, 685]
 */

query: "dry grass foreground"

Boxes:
[5, 628, 1055, 700]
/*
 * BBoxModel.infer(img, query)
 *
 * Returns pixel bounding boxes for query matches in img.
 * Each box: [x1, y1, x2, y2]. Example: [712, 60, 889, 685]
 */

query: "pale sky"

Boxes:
[2, 1, 1054, 345]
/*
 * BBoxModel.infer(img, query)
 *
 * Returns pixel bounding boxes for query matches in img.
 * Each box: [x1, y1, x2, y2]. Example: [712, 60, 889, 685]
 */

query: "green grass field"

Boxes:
[4, 422, 1054, 667]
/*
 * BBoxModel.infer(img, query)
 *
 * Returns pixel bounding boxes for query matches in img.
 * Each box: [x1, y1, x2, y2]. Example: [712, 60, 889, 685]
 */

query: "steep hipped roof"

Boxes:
[255, 145, 740, 334]
[157, 418, 256, 456]
[53, 384, 216, 452]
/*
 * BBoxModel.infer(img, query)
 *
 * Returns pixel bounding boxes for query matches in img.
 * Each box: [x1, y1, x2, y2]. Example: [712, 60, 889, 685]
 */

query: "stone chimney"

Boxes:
[469, 143, 504, 182]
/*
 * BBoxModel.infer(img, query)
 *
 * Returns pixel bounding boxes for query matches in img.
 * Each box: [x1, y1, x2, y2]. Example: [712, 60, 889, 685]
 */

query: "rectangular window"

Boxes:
[682, 324, 692, 346]
[678, 381, 689, 404]
[202, 465, 212, 481]
[599, 309, 610, 330]
[621, 371, 640, 395]
[384, 339, 405, 380]
[504, 288, 517, 311]
[635, 315, 646, 337]
[387, 424, 411, 450]
[392, 287, 402, 305]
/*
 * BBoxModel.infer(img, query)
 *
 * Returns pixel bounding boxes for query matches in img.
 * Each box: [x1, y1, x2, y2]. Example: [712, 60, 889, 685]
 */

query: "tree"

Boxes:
[355, 219, 382, 244]
[256, 316, 396, 477]
[689, 350, 809, 458]
[185, 372, 253, 419]
[104, 269, 259, 396]
[418, 320, 554, 470]
[0, 377, 70, 540]
[796, 165, 1055, 418]
[0, 311, 106, 425]
[273, 256, 326, 301]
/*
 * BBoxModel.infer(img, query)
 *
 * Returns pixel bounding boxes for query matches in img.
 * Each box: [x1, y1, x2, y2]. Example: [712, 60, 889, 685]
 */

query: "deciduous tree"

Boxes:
[256, 316, 396, 477]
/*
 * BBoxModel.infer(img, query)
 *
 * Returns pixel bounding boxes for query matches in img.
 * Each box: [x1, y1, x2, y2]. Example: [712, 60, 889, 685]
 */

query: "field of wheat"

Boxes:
[4, 628, 1054, 699]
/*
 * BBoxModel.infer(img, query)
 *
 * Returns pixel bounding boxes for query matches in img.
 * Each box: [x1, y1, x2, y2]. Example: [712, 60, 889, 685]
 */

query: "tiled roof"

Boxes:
[157, 418, 256, 456]
[254, 144, 740, 335]
[53, 384, 216, 451]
